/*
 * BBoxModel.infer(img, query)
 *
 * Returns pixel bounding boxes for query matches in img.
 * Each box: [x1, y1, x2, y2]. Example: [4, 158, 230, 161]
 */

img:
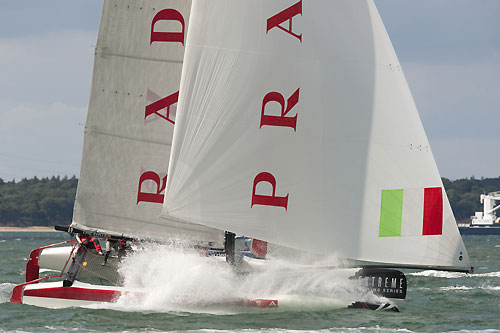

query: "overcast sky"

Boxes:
[0, 1, 498, 181]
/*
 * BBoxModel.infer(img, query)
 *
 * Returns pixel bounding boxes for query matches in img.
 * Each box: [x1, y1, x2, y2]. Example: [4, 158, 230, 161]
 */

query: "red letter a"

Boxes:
[267, 1, 302, 42]
[145, 90, 178, 124]
[151, 9, 186, 45]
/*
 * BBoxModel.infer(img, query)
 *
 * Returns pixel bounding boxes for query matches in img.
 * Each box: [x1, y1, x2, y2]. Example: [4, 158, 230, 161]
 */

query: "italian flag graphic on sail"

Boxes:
[379, 187, 443, 237]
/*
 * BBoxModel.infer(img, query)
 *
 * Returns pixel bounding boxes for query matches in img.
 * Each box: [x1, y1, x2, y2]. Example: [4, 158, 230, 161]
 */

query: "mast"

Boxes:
[224, 231, 236, 265]
[163, 0, 471, 271]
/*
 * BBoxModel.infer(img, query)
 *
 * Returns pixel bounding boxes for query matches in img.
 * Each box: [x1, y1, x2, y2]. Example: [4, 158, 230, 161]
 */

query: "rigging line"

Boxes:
[96, 50, 183, 64]
[85, 128, 173, 147]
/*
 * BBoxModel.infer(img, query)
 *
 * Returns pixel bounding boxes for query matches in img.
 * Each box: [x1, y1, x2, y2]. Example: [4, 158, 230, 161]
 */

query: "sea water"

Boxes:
[1, 232, 500, 332]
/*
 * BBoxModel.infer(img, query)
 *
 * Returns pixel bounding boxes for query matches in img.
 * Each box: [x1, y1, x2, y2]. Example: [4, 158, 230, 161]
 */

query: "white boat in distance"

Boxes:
[459, 191, 500, 235]
[11, 0, 472, 310]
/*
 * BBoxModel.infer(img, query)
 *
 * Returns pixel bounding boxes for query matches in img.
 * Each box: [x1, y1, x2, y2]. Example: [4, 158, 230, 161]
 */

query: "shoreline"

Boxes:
[0, 226, 57, 232]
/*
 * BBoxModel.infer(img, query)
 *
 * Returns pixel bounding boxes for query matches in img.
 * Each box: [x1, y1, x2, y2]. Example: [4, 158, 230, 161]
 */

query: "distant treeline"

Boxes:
[0, 175, 499, 226]
[0, 176, 77, 227]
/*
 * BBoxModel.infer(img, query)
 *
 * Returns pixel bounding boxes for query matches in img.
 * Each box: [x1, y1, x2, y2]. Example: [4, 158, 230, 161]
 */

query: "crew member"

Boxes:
[79, 234, 103, 255]
[63, 233, 102, 287]
[102, 237, 128, 265]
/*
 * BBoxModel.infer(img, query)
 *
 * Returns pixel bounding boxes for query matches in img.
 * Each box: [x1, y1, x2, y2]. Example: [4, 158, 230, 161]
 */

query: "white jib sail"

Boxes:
[73, 0, 223, 245]
[163, 0, 471, 270]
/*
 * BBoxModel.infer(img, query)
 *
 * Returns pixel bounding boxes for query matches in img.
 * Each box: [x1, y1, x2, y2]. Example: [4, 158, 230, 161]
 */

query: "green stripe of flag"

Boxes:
[379, 189, 403, 237]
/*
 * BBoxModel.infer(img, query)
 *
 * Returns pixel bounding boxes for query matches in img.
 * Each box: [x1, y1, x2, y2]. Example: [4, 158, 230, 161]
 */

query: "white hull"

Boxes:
[38, 246, 74, 273]
[19, 281, 125, 308]
[23, 294, 107, 308]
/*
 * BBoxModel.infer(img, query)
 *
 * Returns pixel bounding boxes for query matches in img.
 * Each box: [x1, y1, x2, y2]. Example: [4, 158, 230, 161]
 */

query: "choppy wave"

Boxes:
[409, 271, 466, 278]
[410, 270, 500, 278]
[440, 285, 473, 291]
[440, 285, 500, 291]
[38, 327, 98, 332]
[472, 271, 500, 278]
[194, 329, 413, 333]
[447, 331, 500, 333]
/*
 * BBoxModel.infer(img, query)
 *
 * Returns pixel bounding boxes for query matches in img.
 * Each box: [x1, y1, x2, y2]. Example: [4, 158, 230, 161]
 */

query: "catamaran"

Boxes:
[10, 0, 472, 311]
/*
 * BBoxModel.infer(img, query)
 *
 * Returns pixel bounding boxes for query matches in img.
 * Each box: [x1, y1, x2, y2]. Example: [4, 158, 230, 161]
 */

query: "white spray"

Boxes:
[111, 242, 384, 313]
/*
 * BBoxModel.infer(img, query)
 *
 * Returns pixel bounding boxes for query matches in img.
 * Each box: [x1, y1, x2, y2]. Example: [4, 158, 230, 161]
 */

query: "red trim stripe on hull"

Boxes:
[23, 287, 122, 302]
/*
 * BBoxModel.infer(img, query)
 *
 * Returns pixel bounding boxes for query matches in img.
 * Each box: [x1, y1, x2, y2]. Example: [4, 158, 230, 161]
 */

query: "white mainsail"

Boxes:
[163, 0, 471, 271]
[72, 0, 223, 245]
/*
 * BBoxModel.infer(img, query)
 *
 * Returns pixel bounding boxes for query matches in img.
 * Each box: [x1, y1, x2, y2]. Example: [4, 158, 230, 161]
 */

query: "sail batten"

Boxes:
[163, 0, 470, 270]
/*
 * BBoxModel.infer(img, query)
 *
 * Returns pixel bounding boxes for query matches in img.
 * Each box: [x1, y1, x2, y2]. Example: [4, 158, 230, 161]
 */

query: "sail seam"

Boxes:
[96, 50, 183, 64]
[85, 128, 171, 147]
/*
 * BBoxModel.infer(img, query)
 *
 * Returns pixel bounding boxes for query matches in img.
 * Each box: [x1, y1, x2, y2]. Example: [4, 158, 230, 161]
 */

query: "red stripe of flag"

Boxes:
[422, 187, 443, 235]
